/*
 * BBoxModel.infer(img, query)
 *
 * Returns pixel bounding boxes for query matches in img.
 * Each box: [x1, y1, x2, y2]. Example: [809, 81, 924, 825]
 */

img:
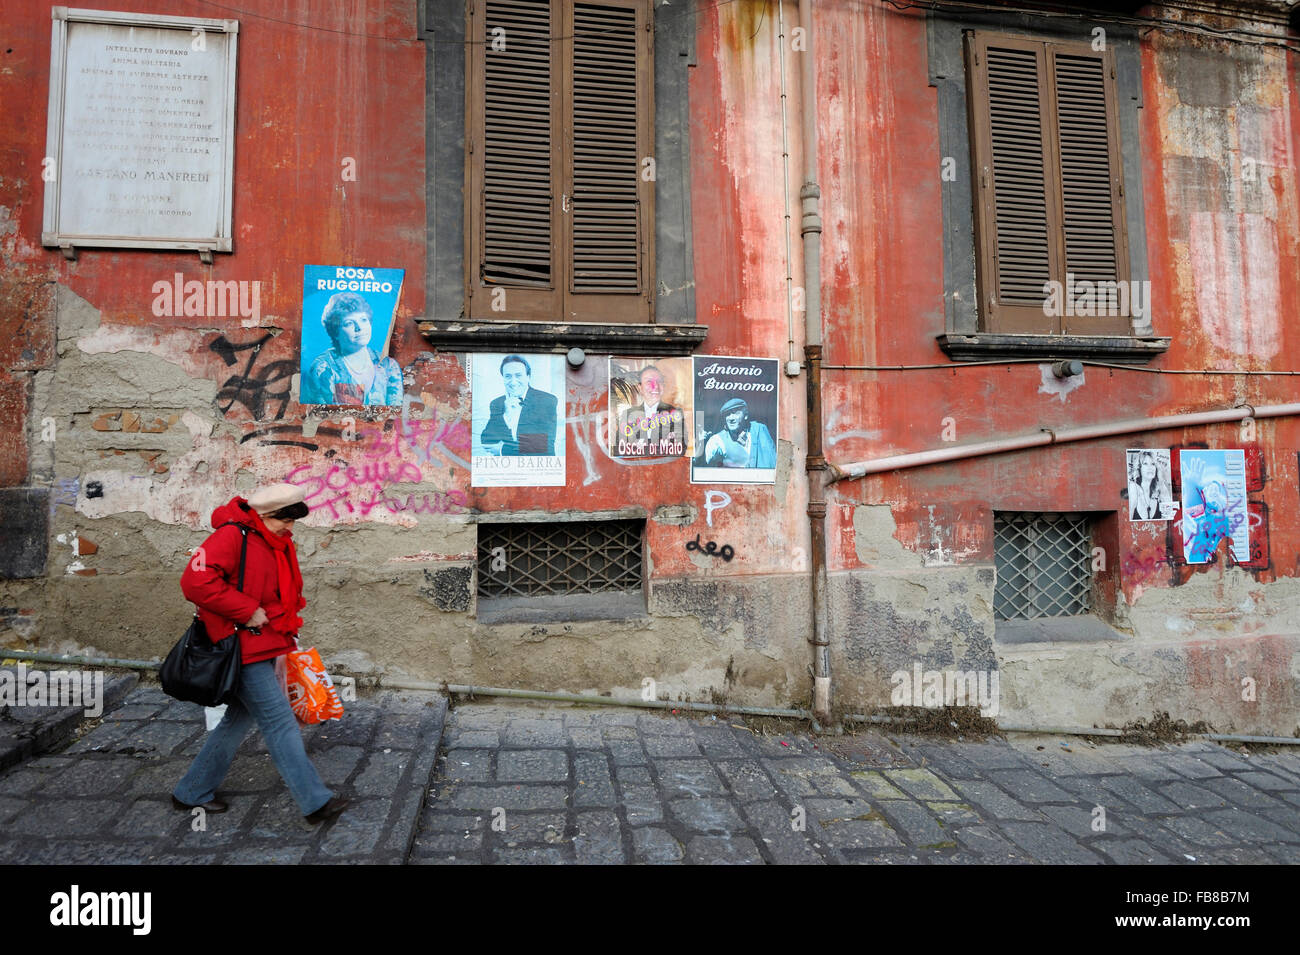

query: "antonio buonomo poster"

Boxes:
[471, 353, 566, 487]
[300, 266, 404, 406]
[691, 355, 779, 484]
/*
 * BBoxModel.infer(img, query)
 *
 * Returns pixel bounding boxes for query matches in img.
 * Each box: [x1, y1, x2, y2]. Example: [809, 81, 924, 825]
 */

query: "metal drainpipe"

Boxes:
[798, 0, 830, 727]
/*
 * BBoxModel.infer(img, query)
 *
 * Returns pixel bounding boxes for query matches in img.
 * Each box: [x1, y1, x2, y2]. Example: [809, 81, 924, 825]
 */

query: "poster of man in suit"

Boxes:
[608, 358, 692, 459]
[471, 353, 566, 487]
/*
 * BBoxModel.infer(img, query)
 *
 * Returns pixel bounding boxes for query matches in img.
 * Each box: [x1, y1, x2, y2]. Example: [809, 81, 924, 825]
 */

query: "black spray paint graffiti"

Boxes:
[209, 333, 296, 422]
[686, 534, 735, 562]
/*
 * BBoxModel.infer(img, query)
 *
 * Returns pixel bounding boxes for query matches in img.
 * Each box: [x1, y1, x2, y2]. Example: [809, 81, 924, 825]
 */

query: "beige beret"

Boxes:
[247, 482, 308, 516]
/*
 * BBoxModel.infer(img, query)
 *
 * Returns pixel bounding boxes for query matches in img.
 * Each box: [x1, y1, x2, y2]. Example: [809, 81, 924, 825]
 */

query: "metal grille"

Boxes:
[478, 519, 643, 597]
[994, 512, 1092, 620]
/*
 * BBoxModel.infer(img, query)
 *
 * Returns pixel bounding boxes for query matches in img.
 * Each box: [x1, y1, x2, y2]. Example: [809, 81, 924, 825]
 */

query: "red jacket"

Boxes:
[181, 497, 306, 665]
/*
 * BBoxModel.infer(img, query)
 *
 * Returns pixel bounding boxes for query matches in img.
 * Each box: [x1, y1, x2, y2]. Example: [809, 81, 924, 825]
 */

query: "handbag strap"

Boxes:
[213, 521, 250, 593]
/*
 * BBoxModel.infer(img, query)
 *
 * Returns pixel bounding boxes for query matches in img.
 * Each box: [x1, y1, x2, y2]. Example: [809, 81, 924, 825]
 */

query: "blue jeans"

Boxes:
[174, 658, 333, 816]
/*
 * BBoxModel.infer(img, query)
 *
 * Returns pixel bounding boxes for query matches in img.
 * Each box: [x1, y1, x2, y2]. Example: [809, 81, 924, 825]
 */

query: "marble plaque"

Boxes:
[42, 9, 238, 255]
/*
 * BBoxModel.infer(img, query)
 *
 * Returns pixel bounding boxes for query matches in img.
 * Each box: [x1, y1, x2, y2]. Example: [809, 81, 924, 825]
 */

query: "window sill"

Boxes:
[475, 591, 647, 625]
[937, 333, 1170, 363]
[994, 615, 1131, 646]
[419, 319, 709, 356]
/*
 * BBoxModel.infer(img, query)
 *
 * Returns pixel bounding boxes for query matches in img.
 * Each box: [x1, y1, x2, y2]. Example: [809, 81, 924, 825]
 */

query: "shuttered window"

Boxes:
[966, 32, 1130, 335]
[467, 0, 653, 323]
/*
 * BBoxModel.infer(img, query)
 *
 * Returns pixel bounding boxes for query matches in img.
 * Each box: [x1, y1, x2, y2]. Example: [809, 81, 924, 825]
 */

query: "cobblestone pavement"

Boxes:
[412, 700, 1300, 865]
[0, 682, 445, 864]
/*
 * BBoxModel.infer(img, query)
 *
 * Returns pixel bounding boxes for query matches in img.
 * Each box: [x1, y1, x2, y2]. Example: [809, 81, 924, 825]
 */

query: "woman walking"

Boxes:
[173, 483, 349, 824]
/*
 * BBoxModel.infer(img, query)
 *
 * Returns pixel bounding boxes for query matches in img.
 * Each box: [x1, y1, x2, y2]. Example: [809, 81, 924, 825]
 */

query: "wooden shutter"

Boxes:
[467, 0, 653, 323]
[967, 32, 1129, 335]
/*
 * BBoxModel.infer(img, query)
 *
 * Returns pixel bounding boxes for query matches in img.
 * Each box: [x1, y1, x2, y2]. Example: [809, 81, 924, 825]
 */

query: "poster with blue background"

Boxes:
[300, 266, 404, 406]
[1179, 449, 1248, 564]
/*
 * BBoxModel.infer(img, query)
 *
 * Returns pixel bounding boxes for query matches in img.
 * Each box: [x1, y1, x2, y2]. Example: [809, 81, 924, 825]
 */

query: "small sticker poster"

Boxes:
[1179, 449, 1248, 563]
[471, 353, 566, 487]
[690, 355, 779, 485]
[1126, 449, 1178, 521]
[608, 357, 693, 459]
[300, 265, 404, 406]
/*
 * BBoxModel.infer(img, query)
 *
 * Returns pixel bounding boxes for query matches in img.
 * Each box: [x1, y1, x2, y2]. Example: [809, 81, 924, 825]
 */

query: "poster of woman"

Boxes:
[1179, 449, 1248, 564]
[1126, 448, 1177, 521]
[691, 356, 779, 484]
[299, 266, 404, 406]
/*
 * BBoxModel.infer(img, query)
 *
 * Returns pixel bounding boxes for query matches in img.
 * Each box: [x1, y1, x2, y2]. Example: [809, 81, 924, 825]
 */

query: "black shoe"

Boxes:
[172, 794, 229, 813]
[304, 796, 350, 825]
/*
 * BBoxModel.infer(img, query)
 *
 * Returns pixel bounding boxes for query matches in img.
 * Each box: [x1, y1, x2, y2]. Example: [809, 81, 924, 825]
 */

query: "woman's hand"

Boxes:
[245, 607, 269, 629]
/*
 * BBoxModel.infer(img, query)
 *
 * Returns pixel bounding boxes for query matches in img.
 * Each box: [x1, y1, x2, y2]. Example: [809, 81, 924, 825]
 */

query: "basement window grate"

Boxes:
[994, 512, 1092, 620]
[477, 519, 644, 598]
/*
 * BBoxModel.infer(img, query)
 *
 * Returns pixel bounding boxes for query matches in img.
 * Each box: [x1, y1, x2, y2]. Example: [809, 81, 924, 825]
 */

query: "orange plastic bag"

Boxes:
[283, 647, 345, 724]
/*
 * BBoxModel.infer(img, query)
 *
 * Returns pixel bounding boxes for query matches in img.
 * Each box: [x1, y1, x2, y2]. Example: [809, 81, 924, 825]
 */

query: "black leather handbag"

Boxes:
[160, 524, 249, 707]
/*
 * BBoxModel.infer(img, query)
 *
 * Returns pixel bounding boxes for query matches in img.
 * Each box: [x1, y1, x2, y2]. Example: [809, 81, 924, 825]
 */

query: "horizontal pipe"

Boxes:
[831, 402, 1300, 481]
[1, 650, 160, 671]
[442, 683, 811, 719]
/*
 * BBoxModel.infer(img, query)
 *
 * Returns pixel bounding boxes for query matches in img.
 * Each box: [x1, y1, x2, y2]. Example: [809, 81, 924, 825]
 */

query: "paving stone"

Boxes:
[904, 744, 984, 780]
[447, 730, 501, 748]
[743, 800, 826, 864]
[1157, 755, 1223, 780]
[176, 798, 259, 847]
[851, 771, 908, 800]
[669, 797, 747, 834]
[621, 785, 663, 825]
[417, 811, 487, 834]
[222, 844, 309, 864]
[573, 761, 616, 808]
[500, 811, 567, 843]
[875, 800, 948, 846]
[113, 798, 189, 839]
[0, 795, 28, 824]
[1098, 775, 1183, 813]
[352, 748, 414, 796]
[613, 764, 652, 786]
[41, 756, 142, 797]
[502, 719, 566, 747]
[608, 741, 647, 766]
[412, 828, 485, 854]
[373, 709, 438, 750]
[692, 725, 745, 758]
[1196, 775, 1287, 810]
[222, 755, 283, 791]
[716, 760, 779, 803]
[654, 759, 725, 797]
[884, 767, 961, 801]
[310, 745, 366, 785]
[315, 710, 381, 747]
[245, 795, 321, 839]
[1112, 755, 1187, 783]
[442, 749, 493, 783]
[9, 798, 121, 836]
[1190, 746, 1257, 773]
[925, 801, 981, 826]
[803, 795, 878, 822]
[315, 798, 391, 857]
[1157, 815, 1236, 847]
[1202, 808, 1299, 843]
[592, 710, 639, 727]
[1094, 839, 1176, 864]
[952, 825, 1033, 862]
[643, 735, 702, 758]
[574, 810, 624, 864]
[985, 769, 1075, 804]
[601, 725, 641, 741]
[561, 711, 598, 728]
[631, 826, 684, 864]
[949, 779, 1046, 821]
[1204, 846, 1277, 864]
[493, 846, 567, 864]
[686, 835, 764, 864]
[1263, 843, 1300, 864]
[107, 720, 200, 757]
[567, 729, 604, 748]
[1158, 781, 1229, 810]
[998, 823, 1105, 864]
[816, 818, 903, 849]
[497, 750, 569, 783]
[638, 713, 695, 735]
[450, 785, 568, 812]
[1039, 804, 1129, 839]
[1004, 739, 1116, 776]
[125, 759, 189, 798]
[447, 709, 511, 731]
[952, 742, 1029, 770]
[104, 703, 164, 721]
[1233, 770, 1299, 792]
